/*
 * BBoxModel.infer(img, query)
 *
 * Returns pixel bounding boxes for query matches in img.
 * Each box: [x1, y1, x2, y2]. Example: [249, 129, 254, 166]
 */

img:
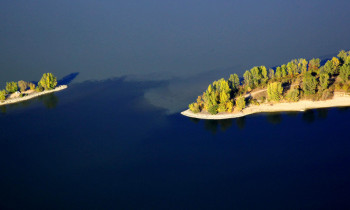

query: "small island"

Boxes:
[182, 50, 350, 120]
[0, 73, 67, 107]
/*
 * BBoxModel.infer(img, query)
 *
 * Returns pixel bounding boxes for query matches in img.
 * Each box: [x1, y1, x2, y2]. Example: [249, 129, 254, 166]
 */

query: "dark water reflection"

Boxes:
[1, 77, 350, 209]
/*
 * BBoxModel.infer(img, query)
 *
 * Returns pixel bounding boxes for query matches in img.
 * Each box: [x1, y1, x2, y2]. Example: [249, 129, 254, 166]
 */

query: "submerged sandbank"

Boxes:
[0, 85, 67, 106]
[181, 94, 350, 120]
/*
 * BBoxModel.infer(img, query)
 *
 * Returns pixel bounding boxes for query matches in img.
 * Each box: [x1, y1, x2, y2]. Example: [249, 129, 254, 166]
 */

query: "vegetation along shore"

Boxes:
[0, 73, 67, 106]
[182, 50, 350, 119]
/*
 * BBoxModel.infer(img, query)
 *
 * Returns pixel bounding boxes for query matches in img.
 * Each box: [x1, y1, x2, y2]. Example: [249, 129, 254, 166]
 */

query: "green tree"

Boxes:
[267, 82, 283, 102]
[18, 80, 28, 92]
[287, 60, 298, 77]
[243, 70, 253, 90]
[38, 73, 57, 90]
[228, 74, 240, 91]
[308, 58, 320, 72]
[337, 50, 349, 64]
[275, 67, 282, 79]
[299, 58, 308, 74]
[268, 69, 275, 80]
[285, 88, 299, 102]
[29, 83, 36, 90]
[235, 95, 246, 111]
[0, 90, 7, 101]
[339, 64, 350, 82]
[281, 64, 287, 77]
[189, 103, 200, 113]
[303, 73, 318, 95]
[319, 73, 329, 90]
[6, 81, 18, 93]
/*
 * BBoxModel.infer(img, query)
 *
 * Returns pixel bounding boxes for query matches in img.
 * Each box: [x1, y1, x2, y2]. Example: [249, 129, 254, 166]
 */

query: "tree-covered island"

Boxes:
[182, 50, 350, 119]
[0, 73, 67, 106]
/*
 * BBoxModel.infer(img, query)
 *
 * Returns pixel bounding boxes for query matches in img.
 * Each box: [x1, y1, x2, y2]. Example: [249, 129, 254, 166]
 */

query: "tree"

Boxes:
[267, 82, 283, 102]
[287, 60, 298, 77]
[268, 69, 275, 80]
[308, 58, 320, 72]
[189, 103, 200, 113]
[299, 58, 308, 74]
[243, 70, 253, 90]
[38, 73, 57, 90]
[228, 74, 240, 91]
[338, 50, 349, 64]
[285, 88, 299, 102]
[18, 80, 28, 92]
[319, 73, 329, 90]
[6, 81, 18, 93]
[281, 64, 287, 77]
[339, 64, 350, 82]
[260, 66, 268, 84]
[303, 73, 318, 95]
[235, 96, 246, 111]
[29, 83, 36, 90]
[275, 67, 282, 79]
[0, 90, 6, 101]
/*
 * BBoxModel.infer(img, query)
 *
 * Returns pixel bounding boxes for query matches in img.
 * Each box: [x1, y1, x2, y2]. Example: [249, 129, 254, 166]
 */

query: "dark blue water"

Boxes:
[1, 78, 350, 209]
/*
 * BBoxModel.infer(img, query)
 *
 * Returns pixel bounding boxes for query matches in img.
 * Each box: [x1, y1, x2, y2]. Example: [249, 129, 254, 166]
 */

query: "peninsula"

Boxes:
[182, 50, 350, 120]
[0, 73, 67, 106]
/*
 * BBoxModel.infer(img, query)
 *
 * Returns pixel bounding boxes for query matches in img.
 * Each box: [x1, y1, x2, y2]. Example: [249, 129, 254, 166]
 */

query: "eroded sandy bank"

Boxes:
[0, 85, 68, 106]
[181, 94, 350, 120]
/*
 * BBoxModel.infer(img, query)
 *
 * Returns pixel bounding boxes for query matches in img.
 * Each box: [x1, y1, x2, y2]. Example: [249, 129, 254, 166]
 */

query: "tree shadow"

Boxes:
[58, 72, 80, 85]
[266, 113, 283, 124]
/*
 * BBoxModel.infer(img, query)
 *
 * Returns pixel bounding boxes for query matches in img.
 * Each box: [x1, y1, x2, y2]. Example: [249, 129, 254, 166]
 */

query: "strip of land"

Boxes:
[181, 93, 350, 120]
[0, 85, 67, 106]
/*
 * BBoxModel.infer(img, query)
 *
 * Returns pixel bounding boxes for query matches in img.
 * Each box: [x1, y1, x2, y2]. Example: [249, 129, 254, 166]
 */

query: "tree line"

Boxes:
[0, 73, 57, 101]
[189, 50, 350, 114]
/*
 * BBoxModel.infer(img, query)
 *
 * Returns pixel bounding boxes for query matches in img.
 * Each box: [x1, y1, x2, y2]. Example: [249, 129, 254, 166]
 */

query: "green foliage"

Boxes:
[338, 50, 350, 64]
[38, 73, 57, 90]
[29, 83, 36, 90]
[235, 96, 246, 111]
[323, 58, 339, 75]
[299, 58, 308, 74]
[287, 60, 299, 77]
[35, 85, 44, 92]
[275, 67, 282, 79]
[285, 88, 300, 102]
[18, 80, 28, 92]
[267, 82, 283, 102]
[308, 58, 320, 72]
[281, 65, 287, 77]
[208, 104, 218, 115]
[268, 69, 274, 79]
[0, 90, 7, 101]
[189, 102, 200, 113]
[302, 73, 318, 95]
[243, 70, 253, 89]
[228, 74, 240, 91]
[339, 64, 350, 82]
[319, 73, 329, 90]
[6, 81, 18, 93]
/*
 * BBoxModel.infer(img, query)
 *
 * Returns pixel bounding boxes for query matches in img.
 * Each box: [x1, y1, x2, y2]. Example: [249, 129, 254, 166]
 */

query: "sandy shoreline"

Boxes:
[181, 94, 350, 120]
[0, 85, 68, 106]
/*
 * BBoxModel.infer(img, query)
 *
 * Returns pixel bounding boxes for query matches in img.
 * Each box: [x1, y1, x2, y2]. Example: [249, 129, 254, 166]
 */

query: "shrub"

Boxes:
[38, 73, 57, 90]
[208, 104, 218, 115]
[29, 83, 36, 90]
[267, 82, 283, 102]
[217, 103, 226, 113]
[0, 90, 7, 101]
[35, 86, 44, 92]
[285, 88, 300, 102]
[236, 96, 246, 111]
[6, 81, 18, 93]
[18, 80, 28, 92]
[321, 89, 333, 100]
[189, 102, 200, 113]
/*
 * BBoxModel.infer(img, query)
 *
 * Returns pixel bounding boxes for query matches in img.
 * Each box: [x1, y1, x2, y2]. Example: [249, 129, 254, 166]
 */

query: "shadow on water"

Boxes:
[266, 113, 283, 124]
[58, 72, 80, 85]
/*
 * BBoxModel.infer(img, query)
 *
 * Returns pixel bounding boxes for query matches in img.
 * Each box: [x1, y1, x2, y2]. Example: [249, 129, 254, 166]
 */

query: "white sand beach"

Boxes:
[181, 93, 350, 120]
[0, 85, 68, 106]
